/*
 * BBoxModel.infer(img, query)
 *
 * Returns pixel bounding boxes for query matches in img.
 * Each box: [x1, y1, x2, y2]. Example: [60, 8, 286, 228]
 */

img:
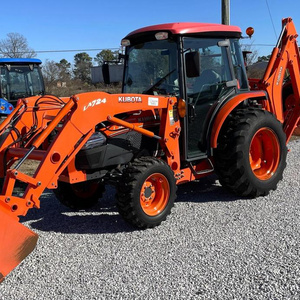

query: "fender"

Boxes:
[210, 91, 267, 148]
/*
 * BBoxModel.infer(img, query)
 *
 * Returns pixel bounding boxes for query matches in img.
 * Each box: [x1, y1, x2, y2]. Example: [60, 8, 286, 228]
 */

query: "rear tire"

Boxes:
[214, 108, 287, 197]
[54, 180, 105, 210]
[116, 157, 177, 228]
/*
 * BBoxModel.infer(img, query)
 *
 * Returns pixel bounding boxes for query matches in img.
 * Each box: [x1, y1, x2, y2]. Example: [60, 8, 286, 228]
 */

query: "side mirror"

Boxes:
[102, 63, 110, 84]
[185, 51, 200, 78]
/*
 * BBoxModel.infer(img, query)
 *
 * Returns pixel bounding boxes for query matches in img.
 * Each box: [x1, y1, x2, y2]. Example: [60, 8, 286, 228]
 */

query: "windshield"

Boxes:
[230, 39, 248, 89]
[123, 39, 179, 96]
[0, 65, 44, 103]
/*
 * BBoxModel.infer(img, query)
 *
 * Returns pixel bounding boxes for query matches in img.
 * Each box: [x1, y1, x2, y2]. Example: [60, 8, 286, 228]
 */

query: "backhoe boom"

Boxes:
[261, 17, 300, 141]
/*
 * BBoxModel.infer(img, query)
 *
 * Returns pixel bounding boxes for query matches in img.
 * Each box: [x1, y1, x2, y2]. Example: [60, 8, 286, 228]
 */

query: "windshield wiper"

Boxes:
[143, 69, 176, 94]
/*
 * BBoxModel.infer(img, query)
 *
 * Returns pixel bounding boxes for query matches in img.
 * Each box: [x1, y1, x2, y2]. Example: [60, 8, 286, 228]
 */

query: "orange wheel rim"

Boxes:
[249, 127, 280, 180]
[140, 173, 170, 216]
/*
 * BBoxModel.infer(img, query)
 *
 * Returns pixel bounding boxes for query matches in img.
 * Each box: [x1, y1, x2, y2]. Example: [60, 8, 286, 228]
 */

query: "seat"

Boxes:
[193, 69, 221, 94]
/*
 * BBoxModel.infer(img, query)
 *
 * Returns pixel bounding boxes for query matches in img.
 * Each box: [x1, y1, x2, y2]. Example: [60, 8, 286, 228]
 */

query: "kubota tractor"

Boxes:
[0, 17, 299, 282]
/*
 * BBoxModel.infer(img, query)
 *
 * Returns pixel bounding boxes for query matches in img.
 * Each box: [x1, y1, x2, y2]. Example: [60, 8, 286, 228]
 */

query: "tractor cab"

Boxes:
[0, 58, 45, 110]
[121, 23, 248, 160]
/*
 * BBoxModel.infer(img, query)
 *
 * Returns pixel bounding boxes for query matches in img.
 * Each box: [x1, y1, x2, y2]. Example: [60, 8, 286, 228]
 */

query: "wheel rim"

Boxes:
[140, 173, 170, 216]
[249, 127, 280, 180]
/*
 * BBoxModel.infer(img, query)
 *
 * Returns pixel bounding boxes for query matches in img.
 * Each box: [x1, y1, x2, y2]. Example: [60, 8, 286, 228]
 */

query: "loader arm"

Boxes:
[261, 17, 300, 142]
[0, 92, 181, 280]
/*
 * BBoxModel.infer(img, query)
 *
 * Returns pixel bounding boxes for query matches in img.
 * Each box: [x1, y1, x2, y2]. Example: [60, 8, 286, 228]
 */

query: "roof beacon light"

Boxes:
[155, 32, 168, 40]
[246, 27, 254, 38]
[121, 39, 131, 47]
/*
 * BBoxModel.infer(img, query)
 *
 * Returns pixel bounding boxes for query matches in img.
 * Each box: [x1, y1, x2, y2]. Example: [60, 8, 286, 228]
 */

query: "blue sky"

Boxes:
[1, 0, 300, 65]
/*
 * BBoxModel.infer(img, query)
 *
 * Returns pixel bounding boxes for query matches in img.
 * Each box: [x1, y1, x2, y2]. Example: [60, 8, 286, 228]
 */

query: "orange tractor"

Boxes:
[0, 17, 299, 281]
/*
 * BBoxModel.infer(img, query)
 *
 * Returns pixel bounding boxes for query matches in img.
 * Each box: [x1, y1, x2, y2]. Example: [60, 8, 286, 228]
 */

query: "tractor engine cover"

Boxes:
[75, 131, 142, 170]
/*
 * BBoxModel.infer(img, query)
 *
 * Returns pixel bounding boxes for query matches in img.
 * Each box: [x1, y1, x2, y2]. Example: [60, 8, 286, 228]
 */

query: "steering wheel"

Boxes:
[194, 83, 211, 106]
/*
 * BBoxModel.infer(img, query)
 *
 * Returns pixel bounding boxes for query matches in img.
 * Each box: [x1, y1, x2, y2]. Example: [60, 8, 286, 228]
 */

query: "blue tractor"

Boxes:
[0, 58, 45, 114]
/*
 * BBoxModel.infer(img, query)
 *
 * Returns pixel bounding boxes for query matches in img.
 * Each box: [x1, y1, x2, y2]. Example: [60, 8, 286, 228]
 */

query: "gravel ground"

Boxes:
[1, 140, 300, 300]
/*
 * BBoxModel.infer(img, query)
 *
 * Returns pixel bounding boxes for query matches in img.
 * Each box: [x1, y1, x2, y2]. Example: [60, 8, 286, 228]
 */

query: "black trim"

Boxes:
[126, 30, 241, 47]
[204, 88, 238, 155]
[178, 36, 188, 164]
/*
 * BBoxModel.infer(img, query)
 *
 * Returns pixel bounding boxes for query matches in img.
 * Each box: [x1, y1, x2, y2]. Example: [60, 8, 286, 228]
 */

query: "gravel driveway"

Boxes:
[1, 140, 300, 300]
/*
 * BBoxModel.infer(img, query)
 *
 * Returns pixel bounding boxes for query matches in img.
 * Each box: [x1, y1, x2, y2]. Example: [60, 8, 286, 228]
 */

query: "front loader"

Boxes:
[0, 17, 300, 281]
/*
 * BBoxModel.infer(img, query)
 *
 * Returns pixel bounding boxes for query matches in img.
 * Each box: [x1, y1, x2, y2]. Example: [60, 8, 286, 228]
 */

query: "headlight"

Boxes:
[0, 98, 14, 114]
[82, 132, 106, 150]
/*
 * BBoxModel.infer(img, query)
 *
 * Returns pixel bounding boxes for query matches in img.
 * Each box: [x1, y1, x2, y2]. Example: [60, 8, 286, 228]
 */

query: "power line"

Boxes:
[265, 0, 277, 39]
[34, 47, 120, 54]
[35, 43, 275, 55]
[242, 43, 275, 47]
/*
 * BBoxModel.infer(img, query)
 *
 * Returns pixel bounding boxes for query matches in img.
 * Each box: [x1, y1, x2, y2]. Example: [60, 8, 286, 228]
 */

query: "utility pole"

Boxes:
[222, 0, 230, 25]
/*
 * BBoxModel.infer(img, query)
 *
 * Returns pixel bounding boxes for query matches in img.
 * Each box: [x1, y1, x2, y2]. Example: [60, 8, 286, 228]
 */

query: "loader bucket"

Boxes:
[0, 209, 38, 283]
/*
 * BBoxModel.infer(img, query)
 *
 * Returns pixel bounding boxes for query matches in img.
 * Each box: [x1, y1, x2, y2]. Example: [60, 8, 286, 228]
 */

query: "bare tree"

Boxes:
[42, 60, 60, 87]
[241, 43, 258, 66]
[0, 32, 36, 58]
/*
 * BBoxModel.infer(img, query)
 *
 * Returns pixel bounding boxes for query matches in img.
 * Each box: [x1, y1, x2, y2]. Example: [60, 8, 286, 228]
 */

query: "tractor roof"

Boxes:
[125, 22, 242, 39]
[0, 58, 42, 65]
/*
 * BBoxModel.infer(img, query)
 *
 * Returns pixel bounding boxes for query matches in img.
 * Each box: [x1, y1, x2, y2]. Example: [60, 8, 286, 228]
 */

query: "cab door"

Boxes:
[182, 37, 233, 159]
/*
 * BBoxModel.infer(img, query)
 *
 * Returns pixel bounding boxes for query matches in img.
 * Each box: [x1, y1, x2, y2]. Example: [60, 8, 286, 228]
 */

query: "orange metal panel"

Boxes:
[210, 91, 267, 148]
[0, 209, 38, 281]
[262, 18, 300, 136]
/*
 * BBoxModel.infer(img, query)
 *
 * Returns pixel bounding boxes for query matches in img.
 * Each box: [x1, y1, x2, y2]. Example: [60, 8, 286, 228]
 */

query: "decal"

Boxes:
[148, 97, 159, 106]
[118, 96, 142, 103]
[83, 98, 106, 111]
[276, 66, 283, 86]
[169, 109, 175, 125]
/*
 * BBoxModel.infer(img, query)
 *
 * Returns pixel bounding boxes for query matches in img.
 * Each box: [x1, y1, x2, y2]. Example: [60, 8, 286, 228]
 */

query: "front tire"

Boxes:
[214, 108, 287, 197]
[54, 180, 105, 210]
[116, 157, 177, 228]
